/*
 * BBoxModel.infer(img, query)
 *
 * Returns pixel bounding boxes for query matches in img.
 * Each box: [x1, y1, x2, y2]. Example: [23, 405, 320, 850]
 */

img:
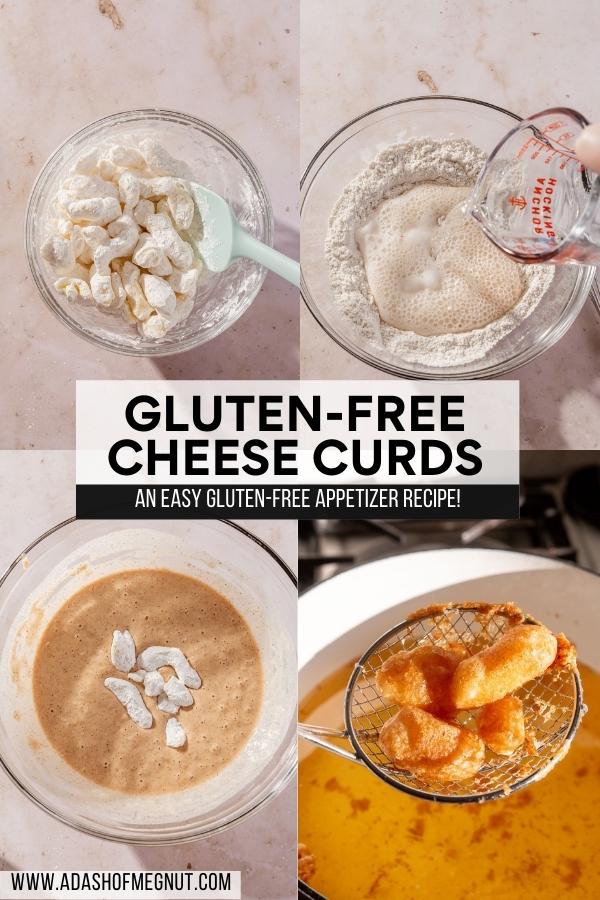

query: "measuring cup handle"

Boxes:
[298, 722, 361, 763]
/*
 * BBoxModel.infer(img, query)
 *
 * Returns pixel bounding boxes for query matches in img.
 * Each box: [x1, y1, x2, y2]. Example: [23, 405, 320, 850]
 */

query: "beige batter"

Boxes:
[32, 569, 262, 795]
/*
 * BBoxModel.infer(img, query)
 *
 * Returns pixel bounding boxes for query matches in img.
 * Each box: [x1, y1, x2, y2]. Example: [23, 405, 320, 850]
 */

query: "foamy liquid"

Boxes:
[356, 183, 525, 336]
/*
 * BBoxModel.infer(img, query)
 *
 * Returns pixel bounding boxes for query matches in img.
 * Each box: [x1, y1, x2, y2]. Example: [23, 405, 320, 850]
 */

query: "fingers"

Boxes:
[575, 123, 600, 174]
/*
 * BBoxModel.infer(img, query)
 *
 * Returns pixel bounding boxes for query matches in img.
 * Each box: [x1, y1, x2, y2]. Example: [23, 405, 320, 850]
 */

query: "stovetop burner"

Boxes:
[299, 479, 577, 592]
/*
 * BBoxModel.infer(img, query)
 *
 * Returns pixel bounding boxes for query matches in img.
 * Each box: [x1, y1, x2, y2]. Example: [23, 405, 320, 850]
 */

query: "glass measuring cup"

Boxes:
[468, 107, 600, 264]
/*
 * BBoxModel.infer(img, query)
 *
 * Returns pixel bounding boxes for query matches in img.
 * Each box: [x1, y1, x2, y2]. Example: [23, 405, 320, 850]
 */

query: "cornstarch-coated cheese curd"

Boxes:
[40, 138, 205, 340]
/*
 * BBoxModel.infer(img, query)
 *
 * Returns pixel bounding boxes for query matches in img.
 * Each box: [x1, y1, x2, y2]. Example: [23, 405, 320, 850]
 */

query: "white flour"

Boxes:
[325, 138, 554, 368]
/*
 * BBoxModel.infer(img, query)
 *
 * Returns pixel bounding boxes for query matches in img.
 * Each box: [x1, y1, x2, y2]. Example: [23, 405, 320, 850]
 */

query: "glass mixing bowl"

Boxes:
[0, 519, 296, 844]
[26, 110, 273, 356]
[301, 96, 597, 379]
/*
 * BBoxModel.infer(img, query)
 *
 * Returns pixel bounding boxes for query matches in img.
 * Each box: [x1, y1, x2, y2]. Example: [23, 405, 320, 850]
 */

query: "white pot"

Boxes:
[298, 548, 600, 897]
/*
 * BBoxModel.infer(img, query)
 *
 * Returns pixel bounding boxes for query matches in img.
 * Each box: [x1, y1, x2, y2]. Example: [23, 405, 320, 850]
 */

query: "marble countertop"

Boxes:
[0, 451, 297, 900]
[300, 0, 600, 449]
[0, 0, 299, 450]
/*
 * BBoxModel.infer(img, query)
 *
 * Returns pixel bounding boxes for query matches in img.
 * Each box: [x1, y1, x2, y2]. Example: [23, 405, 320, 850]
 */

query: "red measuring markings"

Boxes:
[508, 196, 527, 208]
[516, 128, 577, 162]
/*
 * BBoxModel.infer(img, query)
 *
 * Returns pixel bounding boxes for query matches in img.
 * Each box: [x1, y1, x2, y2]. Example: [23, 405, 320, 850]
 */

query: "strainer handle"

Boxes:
[298, 722, 361, 763]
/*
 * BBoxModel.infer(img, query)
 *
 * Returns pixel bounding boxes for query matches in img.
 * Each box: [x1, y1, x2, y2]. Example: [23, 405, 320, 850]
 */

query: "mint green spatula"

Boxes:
[189, 183, 300, 287]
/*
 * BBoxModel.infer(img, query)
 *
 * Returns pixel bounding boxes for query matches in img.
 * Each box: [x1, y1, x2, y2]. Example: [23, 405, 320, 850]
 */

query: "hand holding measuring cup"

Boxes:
[468, 108, 600, 265]
[575, 124, 600, 175]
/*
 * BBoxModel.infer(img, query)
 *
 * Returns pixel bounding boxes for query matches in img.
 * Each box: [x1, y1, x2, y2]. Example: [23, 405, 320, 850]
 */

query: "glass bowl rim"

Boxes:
[300, 94, 596, 380]
[25, 108, 274, 358]
[0, 516, 297, 845]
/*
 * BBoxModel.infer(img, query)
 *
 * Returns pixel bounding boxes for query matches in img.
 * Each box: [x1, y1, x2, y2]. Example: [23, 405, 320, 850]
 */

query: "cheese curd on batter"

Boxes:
[356, 183, 525, 336]
[32, 569, 262, 795]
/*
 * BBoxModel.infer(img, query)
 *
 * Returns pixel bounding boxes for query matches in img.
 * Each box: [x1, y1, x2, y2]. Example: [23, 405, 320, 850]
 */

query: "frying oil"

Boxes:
[299, 662, 600, 899]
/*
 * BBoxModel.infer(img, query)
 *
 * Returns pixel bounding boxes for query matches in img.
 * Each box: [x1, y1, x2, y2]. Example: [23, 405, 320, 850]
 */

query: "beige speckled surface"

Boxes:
[0, 450, 297, 898]
[0, 0, 299, 450]
[300, 0, 600, 449]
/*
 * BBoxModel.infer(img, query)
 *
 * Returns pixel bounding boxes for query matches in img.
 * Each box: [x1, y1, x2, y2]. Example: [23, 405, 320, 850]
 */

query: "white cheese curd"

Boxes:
[106, 631, 202, 747]
[43, 139, 206, 339]
[128, 669, 146, 683]
[104, 677, 153, 729]
[143, 670, 166, 698]
[157, 693, 180, 715]
[165, 717, 187, 749]
[163, 675, 194, 708]
[110, 629, 136, 673]
[136, 645, 202, 689]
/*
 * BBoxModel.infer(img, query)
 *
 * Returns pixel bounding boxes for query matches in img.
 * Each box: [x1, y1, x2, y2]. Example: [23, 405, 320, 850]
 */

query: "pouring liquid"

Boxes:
[466, 110, 600, 264]
[468, 154, 587, 260]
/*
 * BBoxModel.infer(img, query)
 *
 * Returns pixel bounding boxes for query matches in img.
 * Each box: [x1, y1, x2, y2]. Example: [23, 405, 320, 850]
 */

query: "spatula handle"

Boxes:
[233, 224, 300, 287]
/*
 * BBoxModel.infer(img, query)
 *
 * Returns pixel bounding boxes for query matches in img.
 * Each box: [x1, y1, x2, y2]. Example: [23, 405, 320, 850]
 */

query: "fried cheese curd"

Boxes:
[298, 843, 316, 883]
[375, 607, 576, 779]
[451, 624, 558, 709]
[554, 632, 577, 669]
[375, 644, 467, 714]
[477, 695, 525, 756]
[378, 706, 485, 782]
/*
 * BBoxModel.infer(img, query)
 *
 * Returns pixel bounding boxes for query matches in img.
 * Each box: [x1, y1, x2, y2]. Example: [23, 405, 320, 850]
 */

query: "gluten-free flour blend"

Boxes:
[326, 138, 553, 367]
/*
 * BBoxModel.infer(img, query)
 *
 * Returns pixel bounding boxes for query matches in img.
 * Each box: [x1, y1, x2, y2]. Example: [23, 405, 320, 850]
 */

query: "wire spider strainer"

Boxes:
[299, 604, 584, 803]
